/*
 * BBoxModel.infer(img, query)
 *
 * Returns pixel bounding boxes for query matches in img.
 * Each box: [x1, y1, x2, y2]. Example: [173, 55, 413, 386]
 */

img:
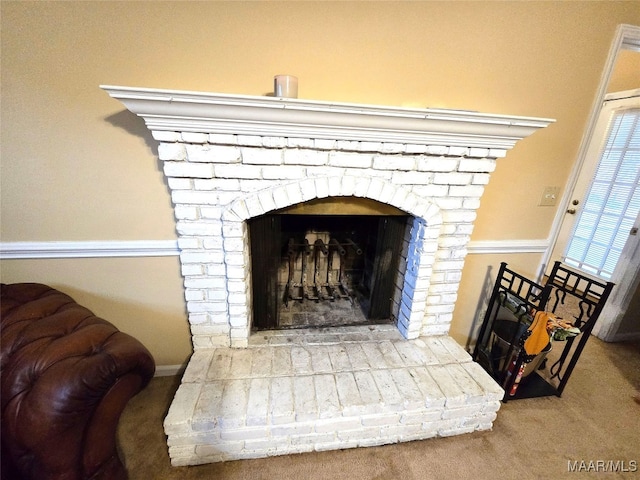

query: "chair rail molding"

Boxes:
[0, 240, 180, 259]
[1, 239, 547, 259]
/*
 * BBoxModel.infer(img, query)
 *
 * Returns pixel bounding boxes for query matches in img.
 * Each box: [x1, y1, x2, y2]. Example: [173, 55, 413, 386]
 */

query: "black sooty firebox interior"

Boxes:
[249, 197, 410, 331]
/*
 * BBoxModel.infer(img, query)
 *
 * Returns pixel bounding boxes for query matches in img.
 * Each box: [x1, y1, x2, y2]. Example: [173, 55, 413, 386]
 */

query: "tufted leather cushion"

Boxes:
[1, 283, 155, 480]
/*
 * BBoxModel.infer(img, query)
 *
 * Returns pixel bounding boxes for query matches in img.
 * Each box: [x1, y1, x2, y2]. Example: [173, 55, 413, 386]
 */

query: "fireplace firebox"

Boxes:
[250, 198, 411, 331]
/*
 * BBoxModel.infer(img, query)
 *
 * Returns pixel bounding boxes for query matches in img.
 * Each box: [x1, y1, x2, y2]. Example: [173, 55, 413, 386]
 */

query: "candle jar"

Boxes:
[274, 75, 298, 98]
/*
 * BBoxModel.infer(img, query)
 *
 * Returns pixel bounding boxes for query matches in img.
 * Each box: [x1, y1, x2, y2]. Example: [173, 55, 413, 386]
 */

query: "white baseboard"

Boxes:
[600, 331, 640, 343]
[154, 364, 187, 377]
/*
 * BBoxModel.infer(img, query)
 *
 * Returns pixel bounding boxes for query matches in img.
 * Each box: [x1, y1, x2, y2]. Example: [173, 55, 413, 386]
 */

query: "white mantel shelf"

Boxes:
[101, 85, 554, 150]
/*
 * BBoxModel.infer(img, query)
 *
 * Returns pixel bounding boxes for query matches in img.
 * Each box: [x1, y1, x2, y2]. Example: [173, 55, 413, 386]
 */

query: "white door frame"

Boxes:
[540, 24, 640, 340]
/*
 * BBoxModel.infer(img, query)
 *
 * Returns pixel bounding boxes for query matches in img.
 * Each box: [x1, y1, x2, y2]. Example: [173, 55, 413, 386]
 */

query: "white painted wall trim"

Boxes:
[467, 239, 548, 254]
[0, 240, 180, 259]
[1, 239, 546, 259]
[155, 364, 187, 377]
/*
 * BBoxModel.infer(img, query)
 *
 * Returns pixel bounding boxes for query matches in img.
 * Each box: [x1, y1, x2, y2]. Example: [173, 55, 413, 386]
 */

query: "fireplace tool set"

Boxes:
[283, 237, 363, 307]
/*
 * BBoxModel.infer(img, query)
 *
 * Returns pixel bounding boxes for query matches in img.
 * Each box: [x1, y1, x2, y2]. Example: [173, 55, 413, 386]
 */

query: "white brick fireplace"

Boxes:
[103, 86, 552, 466]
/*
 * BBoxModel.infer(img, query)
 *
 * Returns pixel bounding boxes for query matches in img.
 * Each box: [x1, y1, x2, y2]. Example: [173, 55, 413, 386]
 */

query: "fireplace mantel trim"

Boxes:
[101, 85, 554, 150]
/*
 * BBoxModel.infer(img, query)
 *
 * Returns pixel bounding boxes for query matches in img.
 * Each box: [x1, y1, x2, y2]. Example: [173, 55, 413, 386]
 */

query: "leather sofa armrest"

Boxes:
[1, 283, 155, 480]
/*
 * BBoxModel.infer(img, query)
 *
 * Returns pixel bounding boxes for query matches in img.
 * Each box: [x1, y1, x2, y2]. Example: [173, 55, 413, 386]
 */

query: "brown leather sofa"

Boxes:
[1, 283, 155, 480]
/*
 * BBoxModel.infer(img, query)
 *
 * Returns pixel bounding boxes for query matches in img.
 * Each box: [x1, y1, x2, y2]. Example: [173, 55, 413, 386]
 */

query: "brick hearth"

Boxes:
[165, 326, 504, 465]
[102, 86, 552, 465]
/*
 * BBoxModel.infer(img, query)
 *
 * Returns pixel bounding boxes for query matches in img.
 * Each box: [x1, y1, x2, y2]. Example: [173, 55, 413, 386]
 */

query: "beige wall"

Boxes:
[608, 48, 640, 93]
[2, 1, 639, 366]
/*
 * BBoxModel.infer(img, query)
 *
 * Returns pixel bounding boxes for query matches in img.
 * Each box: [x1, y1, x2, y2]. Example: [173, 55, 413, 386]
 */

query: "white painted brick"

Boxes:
[227, 292, 247, 305]
[284, 149, 328, 165]
[458, 158, 496, 173]
[314, 139, 337, 150]
[167, 177, 193, 190]
[463, 198, 481, 209]
[220, 426, 270, 441]
[292, 375, 318, 421]
[193, 145, 241, 163]
[235, 135, 262, 146]
[417, 157, 458, 172]
[185, 289, 206, 301]
[262, 165, 305, 180]
[176, 221, 220, 237]
[242, 148, 282, 165]
[432, 172, 473, 185]
[312, 177, 330, 198]
[200, 206, 223, 219]
[298, 178, 317, 202]
[447, 146, 469, 157]
[314, 374, 341, 419]
[365, 178, 385, 201]
[344, 141, 378, 152]
[239, 179, 273, 192]
[467, 147, 490, 158]
[448, 185, 485, 197]
[172, 190, 220, 205]
[381, 143, 406, 153]
[371, 370, 403, 409]
[164, 161, 214, 179]
[209, 133, 238, 145]
[336, 140, 360, 151]
[270, 377, 295, 424]
[152, 130, 181, 142]
[215, 164, 262, 180]
[391, 171, 433, 185]
[405, 143, 428, 153]
[158, 143, 187, 161]
[329, 152, 372, 168]
[472, 173, 491, 185]
[373, 155, 416, 171]
[286, 137, 315, 148]
[221, 221, 245, 238]
[182, 132, 209, 143]
[262, 137, 286, 148]
[174, 205, 199, 220]
[181, 249, 224, 265]
[306, 166, 346, 178]
[339, 175, 357, 196]
[425, 145, 449, 156]
[285, 182, 304, 204]
[328, 177, 341, 197]
[335, 372, 365, 415]
[181, 263, 204, 276]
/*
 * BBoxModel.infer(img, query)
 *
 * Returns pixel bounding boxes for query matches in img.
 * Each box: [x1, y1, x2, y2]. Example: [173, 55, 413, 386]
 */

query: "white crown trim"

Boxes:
[101, 85, 554, 150]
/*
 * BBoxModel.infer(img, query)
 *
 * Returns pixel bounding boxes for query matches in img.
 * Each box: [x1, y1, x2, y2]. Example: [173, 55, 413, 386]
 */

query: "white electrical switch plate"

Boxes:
[539, 186, 560, 206]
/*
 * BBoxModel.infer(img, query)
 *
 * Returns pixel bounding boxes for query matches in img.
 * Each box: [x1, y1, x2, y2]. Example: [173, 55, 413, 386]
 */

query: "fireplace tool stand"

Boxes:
[472, 261, 614, 402]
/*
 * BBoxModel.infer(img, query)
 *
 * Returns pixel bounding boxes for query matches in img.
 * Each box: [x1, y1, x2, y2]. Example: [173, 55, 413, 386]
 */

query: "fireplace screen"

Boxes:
[249, 206, 410, 331]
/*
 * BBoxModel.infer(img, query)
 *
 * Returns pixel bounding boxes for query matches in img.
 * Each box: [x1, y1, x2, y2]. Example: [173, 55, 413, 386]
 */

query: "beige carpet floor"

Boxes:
[117, 336, 640, 480]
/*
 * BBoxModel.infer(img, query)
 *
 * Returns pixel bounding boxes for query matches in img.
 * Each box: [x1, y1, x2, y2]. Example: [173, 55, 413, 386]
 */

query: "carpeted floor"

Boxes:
[117, 337, 640, 479]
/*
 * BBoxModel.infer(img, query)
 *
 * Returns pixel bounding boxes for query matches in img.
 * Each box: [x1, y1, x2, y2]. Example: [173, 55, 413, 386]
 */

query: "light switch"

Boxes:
[539, 186, 561, 206]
